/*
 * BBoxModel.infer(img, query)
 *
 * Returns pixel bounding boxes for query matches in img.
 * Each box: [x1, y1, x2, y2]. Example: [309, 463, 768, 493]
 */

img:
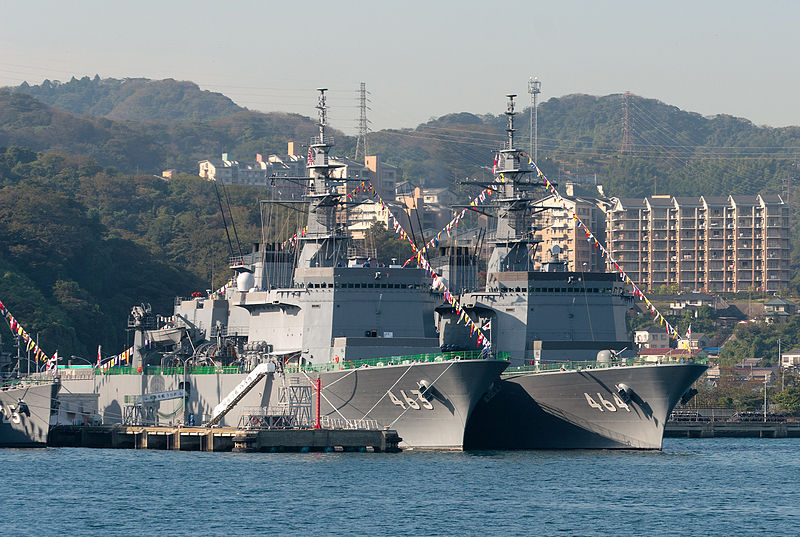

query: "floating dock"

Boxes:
[665, 421, 800, 439]
[48, 425, 402, 453]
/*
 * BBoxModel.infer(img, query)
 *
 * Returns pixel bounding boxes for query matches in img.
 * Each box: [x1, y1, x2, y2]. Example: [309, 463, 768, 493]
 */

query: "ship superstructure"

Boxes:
[437, 95, 632, 364]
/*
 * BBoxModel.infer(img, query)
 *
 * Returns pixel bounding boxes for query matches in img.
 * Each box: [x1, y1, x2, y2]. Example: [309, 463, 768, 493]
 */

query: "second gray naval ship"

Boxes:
[436, 95, 706, 449]
[55, 89, 506, 449]
[0, 378, 59, 447]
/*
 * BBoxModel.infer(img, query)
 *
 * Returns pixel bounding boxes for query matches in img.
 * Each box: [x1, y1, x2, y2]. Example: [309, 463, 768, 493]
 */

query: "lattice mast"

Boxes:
[621, 91, 632, 154]
[528, 77, 541, 161]
[354, 82, 370, 161]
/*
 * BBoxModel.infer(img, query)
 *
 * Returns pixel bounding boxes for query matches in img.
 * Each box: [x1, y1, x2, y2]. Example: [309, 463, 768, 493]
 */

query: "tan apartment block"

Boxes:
[532, 193, 606, 272]
[606, 194, 789, 293]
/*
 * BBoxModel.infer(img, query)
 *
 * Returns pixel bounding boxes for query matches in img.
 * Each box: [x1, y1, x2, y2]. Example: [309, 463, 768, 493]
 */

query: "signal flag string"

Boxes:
[522, 152, 691, 352]
[283, 181, 494, 351]
[0, 298, 51, 365]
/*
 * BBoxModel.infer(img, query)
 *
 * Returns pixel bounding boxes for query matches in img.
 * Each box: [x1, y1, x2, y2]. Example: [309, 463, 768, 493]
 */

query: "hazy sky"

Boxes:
[2, 0, 798, 134]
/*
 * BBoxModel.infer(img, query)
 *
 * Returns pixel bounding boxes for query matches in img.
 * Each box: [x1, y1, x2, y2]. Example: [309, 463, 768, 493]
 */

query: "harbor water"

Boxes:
[2, 438, 798, 536]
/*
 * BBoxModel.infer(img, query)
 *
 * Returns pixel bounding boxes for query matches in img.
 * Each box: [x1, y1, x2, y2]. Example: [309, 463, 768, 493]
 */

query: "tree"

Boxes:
[773, 387, 800, 415]
[365, 222, 413, 265]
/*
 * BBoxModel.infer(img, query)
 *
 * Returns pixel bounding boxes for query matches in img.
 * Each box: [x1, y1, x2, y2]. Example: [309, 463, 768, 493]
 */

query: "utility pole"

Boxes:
[528, 77, 541, 161]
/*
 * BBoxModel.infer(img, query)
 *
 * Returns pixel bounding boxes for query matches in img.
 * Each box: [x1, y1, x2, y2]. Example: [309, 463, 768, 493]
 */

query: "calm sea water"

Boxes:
[1, 438, 797, 536]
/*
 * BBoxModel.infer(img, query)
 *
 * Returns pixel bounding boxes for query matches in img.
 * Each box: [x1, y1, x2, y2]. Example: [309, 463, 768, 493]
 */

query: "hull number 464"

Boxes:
[584, 392, 630, 412]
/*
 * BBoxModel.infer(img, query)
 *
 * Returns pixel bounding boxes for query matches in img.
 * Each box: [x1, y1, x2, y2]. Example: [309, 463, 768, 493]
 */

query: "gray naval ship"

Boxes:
[0, 320, 60, 447]
[56, 89, 507, 449]
[436, 94, 707, 449]
[0, 345, 59, 447]
[0, 378, 59, 447]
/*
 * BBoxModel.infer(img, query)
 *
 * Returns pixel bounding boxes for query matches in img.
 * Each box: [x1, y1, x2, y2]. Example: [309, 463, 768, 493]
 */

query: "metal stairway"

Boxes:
[205, 362, 276, 426]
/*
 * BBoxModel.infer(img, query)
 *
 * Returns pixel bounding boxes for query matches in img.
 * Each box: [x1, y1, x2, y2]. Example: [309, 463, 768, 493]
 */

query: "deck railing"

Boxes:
[506, 355, 708, 374]
[88, 350, 510, 376]
[285, 350, 510, 373]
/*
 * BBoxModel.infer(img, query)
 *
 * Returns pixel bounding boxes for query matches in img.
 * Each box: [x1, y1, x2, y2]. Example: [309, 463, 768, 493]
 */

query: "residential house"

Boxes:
[780, 348, 800, 369]
[764, 297, 797, 323]
[634, 328, 671, 349]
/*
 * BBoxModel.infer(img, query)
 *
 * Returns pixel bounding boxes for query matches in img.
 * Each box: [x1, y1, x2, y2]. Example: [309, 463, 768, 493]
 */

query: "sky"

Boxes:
[1, 0, 799, 135]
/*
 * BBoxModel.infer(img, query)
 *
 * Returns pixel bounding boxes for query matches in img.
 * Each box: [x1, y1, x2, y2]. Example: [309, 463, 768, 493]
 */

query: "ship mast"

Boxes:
[297, 88, 348, 269]
[486, 94, 540, 274]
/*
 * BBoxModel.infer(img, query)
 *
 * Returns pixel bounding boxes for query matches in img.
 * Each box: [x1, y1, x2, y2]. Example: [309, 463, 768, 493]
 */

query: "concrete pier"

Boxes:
[665, 421, 800, 439]
[49, 425, 402, 453]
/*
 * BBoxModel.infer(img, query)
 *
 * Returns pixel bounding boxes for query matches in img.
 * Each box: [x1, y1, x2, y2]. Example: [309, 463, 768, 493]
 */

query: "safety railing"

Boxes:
[91, 350, 511, 376]
[506, 355, 708, 374]
[286, 350, 510, 373]
[94, 365, 243, 376]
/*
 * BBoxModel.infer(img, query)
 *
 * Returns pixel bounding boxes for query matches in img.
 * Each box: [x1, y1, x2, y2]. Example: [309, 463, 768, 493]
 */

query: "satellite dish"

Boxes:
[551, 244, 561, 256]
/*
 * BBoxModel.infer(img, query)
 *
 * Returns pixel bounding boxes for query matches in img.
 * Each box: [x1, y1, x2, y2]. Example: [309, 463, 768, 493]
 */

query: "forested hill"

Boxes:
[11, 76, 243, 121]
[0, 89, 322, 173]
[0, 147, 266, 360]
[3, 78, 800, 200]
[368, 93, 800, 198]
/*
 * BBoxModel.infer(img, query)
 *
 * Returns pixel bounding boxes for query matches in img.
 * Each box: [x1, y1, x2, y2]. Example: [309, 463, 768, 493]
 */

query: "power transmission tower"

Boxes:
[354, 82, 370, 162]
[621, 91, 632, 154]
[528, 77, 541, 162]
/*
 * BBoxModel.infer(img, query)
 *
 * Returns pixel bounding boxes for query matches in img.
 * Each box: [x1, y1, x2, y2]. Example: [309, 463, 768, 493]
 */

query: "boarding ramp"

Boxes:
[205, 362, 276, 426]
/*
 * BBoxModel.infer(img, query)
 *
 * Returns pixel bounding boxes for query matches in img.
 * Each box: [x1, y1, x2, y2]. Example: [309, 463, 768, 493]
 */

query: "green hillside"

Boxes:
[0, 146, 265, 360]
[5, 79, 798, 199]
[12, 76, 242, 121]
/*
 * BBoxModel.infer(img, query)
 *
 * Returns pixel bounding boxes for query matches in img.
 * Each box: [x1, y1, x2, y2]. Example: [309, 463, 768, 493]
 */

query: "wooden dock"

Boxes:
[665, 421, 800, 439]
[48, 425, 402, 453]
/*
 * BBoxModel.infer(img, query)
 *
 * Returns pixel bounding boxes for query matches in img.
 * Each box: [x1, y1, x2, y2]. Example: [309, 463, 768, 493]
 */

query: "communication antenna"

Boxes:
[528, 77, 541, 161]
[354, 82, 371, 161]
[505, 94, 517, 150]
[621, 91, 632, 154]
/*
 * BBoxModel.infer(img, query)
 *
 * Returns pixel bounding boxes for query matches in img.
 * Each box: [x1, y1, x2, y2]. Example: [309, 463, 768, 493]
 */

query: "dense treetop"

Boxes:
[13, 76, 243, 121]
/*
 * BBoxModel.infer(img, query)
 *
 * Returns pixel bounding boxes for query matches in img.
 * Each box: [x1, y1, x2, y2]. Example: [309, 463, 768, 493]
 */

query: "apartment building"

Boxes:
[531, 190, 606, 272]
[198, 152, 269, 185]
[605, 194, 790, 293]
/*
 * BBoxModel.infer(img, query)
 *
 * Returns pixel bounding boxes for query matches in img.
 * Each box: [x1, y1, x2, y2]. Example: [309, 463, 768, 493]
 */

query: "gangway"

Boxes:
[205, 362, 276, 426]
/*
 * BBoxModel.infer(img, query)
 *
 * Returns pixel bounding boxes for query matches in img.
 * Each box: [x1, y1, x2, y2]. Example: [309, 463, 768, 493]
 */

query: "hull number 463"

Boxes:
[388, 389, 433, 410]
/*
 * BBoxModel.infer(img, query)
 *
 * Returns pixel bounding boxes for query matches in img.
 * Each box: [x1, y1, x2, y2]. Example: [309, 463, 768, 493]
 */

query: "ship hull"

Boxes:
[0, 381, 59, 447]
[58, 359, 508, 450]
[464, 363, 706, 450]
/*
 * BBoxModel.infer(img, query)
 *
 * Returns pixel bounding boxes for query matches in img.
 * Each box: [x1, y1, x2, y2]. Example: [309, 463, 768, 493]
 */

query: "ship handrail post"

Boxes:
[314, 376, 322, 429]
